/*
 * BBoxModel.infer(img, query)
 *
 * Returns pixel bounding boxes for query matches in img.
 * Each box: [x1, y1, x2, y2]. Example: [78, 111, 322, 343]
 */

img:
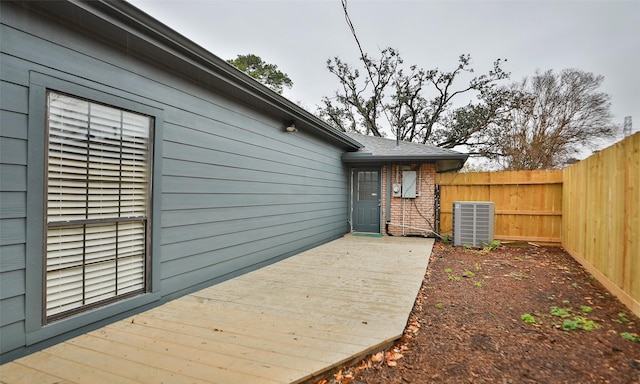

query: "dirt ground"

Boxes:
[316, 242, 640, 384]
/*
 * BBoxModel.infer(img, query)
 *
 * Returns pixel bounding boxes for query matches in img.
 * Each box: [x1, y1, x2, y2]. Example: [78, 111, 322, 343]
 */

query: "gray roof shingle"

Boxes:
[342, 132, 468, 172]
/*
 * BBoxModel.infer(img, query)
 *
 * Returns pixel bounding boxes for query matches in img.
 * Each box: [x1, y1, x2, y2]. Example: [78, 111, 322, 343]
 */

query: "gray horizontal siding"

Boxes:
[162, 192, 346, 211]
[0, 137, 27, 165]
[159, 119, 348, 293]
[0, 258, 26, 356]
[158, 93, 348, 294]
[0, 322, 25, 355]
[162, 158, 343, 185]
[0, 71, 28, 358]
[164, 141, 342, 182]
[161, 200, 344, 227]
[1, 3, 350, 359]
[0, 295, 25, 353]
[163, 113, 344, 167]
[0, 164, 26, 192]
[0, 192, 25, 219]
[161, 213, 345, 262]
[0, 269, 24, 300]
[0, 81, 28, 114]
[0, 295, 24, 327]
[160, 225, 345, 299]
[162, 209, 345, 244]
[0, 218, 25, 246]
[0, 62, 29, 358]
[0, 110, 28, 139]
[163, 176, 344, 195]
[0, 244, 26, 273]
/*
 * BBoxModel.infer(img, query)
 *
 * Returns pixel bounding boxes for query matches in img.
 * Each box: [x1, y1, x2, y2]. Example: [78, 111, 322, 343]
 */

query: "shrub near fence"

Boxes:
[436, 170, 563, 244]
[563, 132, 640, 317]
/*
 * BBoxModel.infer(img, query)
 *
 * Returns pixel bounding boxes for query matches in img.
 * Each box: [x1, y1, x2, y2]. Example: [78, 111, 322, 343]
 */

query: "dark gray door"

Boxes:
[352, 169, 381, 233]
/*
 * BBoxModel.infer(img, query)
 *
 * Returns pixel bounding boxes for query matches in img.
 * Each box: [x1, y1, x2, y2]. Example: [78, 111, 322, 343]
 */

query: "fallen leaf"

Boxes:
[371, 351, 384, 363]
[355, 360, 369, 371]
[385, 350, 404, 367]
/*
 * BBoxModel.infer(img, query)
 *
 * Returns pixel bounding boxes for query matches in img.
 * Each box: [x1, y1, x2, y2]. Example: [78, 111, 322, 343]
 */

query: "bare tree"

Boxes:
[321, 0, 511, 149]
[323, 1, 613, 170]
[434, 85, 527, 156]
[318, 49, 510, 147]
[390, 54, 510, 147]
[318, 48, 401, 137]
[490, 69, 615, 170]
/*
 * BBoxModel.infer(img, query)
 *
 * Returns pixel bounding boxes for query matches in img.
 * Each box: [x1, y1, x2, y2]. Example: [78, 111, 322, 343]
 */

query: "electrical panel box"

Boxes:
[402, 171, 417, 198]
[453, 201, 495, 247]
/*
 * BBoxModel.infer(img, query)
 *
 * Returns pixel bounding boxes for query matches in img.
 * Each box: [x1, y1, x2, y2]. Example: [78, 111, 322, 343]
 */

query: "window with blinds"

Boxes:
[45, 91, 152, 321]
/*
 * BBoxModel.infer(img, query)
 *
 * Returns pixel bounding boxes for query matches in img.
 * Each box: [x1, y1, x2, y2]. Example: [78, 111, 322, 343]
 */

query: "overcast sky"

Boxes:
[126, 0, 639, 141]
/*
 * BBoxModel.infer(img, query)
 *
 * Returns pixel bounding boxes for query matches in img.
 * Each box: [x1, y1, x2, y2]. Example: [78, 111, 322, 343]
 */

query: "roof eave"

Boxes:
[341, 153, 469, 173]
[341, 153, 469, 162]
[61, 0, 362, 150]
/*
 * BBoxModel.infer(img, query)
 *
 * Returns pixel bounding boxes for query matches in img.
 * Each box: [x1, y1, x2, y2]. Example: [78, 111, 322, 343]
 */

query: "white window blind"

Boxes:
[46, 91, 151, 320]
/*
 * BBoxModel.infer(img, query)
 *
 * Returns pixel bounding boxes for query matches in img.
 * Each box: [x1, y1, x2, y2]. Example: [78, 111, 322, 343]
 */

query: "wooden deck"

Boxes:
[0, 235, 434, 384]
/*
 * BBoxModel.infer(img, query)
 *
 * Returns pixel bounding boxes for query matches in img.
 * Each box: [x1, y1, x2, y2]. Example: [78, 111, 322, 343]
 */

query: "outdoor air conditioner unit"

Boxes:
[453, 201, 495, 247]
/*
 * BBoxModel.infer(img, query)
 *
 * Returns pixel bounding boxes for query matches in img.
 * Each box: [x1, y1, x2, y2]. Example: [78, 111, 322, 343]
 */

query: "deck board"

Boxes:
[9, 351, 142, 384]
[160, 298, 392, 341]
[102, 322, 324, 373]
[1, 235, 433, 383]
[123, 312, 354, 363]
[0, 359, 73, 384]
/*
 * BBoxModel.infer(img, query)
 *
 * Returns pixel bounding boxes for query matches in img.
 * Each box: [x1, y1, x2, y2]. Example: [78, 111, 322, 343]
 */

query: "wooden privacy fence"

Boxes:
[436, 131, 639, 317]
[436, 170, 563, 244]
[563, 132, 640, 316]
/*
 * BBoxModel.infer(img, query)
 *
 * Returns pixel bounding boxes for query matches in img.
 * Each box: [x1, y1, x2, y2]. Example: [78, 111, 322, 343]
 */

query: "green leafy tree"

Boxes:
[227, 54, 293, 94]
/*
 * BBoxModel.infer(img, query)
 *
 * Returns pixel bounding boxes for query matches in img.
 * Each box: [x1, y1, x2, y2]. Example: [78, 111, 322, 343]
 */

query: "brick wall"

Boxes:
[381, 163, 436, 236]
